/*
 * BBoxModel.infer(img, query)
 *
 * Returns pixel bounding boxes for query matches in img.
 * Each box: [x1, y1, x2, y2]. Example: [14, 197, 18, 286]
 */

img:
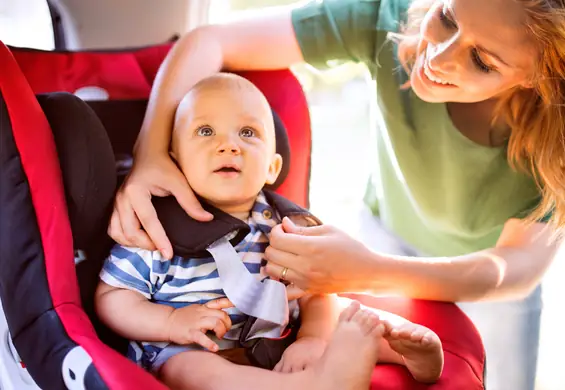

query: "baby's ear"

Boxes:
[265, 153, 283, 185]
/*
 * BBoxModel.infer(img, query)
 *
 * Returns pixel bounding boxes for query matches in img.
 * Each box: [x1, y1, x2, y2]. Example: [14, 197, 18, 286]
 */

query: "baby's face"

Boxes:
[172, 79, 282, 210]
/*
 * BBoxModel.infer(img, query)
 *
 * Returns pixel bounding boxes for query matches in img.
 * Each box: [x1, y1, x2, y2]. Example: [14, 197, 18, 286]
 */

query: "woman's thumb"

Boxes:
[281, 217, 326, 236]
[281, 217, 300, 233]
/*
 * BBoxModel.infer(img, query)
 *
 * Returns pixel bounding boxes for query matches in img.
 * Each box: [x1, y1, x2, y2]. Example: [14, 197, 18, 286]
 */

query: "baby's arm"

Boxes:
[95, 281, 173, 342]
[95, 246, 232, 350]
[95, 281, 232, 350]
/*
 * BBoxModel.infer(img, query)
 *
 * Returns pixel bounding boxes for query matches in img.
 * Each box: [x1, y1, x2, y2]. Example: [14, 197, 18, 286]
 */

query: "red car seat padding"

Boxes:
[0, 42, 166, 389]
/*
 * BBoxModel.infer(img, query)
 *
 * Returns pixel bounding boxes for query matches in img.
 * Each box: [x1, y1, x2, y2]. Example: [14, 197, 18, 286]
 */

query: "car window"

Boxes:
[0, 0, 54, 50]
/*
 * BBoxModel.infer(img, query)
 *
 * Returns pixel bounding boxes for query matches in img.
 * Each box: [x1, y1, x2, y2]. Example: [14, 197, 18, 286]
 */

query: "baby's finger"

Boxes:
[205, 298, 234, 310]
[198, 315, 231, 340]
[204, 307, 233, 331]
[211, 317, 228, 340]
[189, 330, 219, 352]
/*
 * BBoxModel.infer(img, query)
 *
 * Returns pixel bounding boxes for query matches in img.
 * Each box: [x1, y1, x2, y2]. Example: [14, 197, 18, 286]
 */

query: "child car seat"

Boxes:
[1, 42, 486, 389]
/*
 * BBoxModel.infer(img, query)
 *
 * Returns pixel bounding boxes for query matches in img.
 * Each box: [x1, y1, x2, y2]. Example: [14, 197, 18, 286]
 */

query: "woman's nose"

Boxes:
[427, 40, 460, 74]
[422, 19, 460, 74]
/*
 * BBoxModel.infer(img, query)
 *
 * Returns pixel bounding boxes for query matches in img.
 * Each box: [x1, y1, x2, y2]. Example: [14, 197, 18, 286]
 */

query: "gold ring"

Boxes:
[280, 267, 289, 280]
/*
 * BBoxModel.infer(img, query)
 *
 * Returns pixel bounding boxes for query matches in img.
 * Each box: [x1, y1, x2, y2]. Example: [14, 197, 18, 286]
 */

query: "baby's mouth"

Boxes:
[214, 165, 241, 173]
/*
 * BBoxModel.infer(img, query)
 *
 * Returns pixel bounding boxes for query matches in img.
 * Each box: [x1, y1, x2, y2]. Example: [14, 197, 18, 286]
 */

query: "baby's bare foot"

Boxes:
[384, 321, 444, 383]
[305, 302, 385, 390]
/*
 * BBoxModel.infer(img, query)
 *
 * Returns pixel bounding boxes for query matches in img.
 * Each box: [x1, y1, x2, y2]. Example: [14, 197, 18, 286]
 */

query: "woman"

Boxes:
[109, 0, 565, 389]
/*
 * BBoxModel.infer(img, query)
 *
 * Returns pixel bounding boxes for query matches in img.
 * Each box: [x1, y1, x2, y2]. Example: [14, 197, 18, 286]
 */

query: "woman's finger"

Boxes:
[169, 177, 214, 222]
[263, 258, 304, 286]
[281, 217, 330, 236]
[264, 246, 302, 273]
[116, 193, 156, 251]
[127, 188, 170, 256]
[108, 207, 131, 246]
[269, 224, 321, 255]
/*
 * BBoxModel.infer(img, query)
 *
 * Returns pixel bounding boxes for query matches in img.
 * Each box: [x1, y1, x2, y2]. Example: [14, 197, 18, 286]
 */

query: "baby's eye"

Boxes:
[196, 126, 214, 136]
[239, 127, 255, 138]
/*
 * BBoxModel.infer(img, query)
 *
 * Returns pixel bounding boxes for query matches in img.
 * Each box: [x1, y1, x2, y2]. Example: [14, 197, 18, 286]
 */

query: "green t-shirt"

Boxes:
[291, 0, 541, 256]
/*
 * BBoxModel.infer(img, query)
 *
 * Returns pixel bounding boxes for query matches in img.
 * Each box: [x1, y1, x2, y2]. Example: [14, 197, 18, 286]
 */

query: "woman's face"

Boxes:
[410, 0, 538, 104]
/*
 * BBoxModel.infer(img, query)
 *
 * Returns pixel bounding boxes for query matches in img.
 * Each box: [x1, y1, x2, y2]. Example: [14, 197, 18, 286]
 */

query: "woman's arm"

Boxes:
[375, 219, 559, 301]
[136, 6, 303, 157]
[264, 218, 561, 302]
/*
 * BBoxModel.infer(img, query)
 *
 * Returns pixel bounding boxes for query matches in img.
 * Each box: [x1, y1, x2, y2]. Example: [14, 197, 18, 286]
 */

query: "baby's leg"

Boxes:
[335, 298, 443, 383]
[160, 302, 384, 390]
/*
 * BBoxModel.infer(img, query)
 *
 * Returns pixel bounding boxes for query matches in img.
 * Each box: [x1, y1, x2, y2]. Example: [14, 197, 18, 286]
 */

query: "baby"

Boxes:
[95, 73, 444, 390]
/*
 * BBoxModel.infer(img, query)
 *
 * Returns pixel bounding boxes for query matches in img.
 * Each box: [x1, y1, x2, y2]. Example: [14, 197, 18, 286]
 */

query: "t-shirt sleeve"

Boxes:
[99, 244, 159, 299]
[291, 0, 382, 69]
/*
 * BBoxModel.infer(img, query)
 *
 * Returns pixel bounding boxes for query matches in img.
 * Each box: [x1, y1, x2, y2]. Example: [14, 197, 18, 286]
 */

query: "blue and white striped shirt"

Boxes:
[99, 192, 280, 367]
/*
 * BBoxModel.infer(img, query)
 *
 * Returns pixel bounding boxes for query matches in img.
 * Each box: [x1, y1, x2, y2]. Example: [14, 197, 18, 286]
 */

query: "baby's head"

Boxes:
[171, 73, 282, 214]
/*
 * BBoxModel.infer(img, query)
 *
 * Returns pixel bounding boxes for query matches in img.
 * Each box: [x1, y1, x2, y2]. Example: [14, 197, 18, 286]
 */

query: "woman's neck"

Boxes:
[447, 99, 509, 147]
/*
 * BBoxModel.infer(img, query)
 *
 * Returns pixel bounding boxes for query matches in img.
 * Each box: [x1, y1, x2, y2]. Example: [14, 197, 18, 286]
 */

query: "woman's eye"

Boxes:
[197, 126, 214, 136]
[471, 49, 494, 73]
[240, 127, 255, 138]
[439, 7, 457, 29]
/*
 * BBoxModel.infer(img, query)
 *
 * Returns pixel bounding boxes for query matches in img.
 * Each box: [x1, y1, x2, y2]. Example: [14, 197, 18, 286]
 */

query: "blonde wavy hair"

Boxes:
[393, 0, 565, 236]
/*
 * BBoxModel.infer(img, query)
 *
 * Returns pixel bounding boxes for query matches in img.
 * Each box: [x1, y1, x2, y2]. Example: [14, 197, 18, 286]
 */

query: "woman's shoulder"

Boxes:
[291, 0, 411, 33]
[290, 0, 411, 69]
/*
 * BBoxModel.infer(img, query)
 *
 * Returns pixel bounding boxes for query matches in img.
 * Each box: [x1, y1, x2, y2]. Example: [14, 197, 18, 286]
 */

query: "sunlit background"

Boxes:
[3, 0, 565, 388]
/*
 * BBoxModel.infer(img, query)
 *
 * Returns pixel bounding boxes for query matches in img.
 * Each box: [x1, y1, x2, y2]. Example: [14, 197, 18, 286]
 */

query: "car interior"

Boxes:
[0, 1, 562, 389]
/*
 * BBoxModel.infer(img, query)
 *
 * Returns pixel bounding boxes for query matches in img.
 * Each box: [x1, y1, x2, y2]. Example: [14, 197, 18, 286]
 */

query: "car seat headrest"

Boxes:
[36, 93, 117, 250]
[85, 99, 291, 190]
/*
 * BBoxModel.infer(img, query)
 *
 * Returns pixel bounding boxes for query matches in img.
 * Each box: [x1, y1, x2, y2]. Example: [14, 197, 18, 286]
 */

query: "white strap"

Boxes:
[207, 237, 289, 339]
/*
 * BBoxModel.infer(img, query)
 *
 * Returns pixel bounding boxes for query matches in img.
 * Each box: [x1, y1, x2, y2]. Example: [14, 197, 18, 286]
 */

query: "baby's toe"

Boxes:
[339, 301, 361, 323]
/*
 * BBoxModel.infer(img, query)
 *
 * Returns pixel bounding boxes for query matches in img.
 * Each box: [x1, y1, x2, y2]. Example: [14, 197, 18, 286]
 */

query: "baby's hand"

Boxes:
[167, 300, 233, 352]
[273, 336, 327, 373]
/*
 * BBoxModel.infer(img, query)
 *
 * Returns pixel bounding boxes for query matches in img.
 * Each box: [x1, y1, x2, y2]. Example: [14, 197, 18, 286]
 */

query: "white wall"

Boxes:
[51, 0, 209, 50]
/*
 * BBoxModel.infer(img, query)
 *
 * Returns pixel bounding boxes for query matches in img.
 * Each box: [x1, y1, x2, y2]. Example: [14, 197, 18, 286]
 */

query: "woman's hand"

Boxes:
[264, 218, 376, 294]
[108, 152, 213, 258]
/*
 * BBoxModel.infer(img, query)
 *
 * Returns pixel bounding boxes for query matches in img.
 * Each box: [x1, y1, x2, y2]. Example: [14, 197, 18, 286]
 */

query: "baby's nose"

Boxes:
[217, 142, 241, 154]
